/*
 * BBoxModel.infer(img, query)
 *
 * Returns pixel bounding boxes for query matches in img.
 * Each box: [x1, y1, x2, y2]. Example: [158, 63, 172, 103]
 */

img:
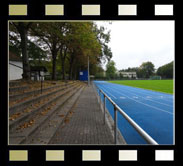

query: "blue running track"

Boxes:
[94, 81, 174, 145]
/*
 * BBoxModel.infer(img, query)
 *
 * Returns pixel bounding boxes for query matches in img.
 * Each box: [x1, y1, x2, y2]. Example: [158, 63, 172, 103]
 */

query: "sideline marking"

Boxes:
[112, 82, 173, 103]
[98, 85, 117, 99]
[110, 84, 173, 107]
[104, 85, 173, 115]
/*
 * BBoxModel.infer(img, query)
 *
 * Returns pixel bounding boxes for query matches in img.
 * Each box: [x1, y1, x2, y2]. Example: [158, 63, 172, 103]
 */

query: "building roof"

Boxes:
[9, 51, 22, 62]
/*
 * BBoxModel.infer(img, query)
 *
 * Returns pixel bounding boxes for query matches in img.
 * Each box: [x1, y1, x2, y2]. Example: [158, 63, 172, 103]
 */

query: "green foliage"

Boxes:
[93, 64, 105, 79]
[28, 41, 48, 60]
[9, 31, 21, 56]
[157, 61, 173, 79]
[9, 22, 112, 80]
[106, 60, 117, 79]
[139, 61, 155, 78]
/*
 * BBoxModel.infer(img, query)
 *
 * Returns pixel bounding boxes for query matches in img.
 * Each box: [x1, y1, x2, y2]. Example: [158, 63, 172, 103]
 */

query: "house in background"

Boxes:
[118, 71, 137, 79]
[9, 51, 23, 80]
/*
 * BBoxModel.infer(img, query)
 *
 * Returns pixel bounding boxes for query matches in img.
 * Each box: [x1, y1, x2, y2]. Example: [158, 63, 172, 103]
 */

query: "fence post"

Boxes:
[103, 95, 106, 125]
[114, 106, 118, 144]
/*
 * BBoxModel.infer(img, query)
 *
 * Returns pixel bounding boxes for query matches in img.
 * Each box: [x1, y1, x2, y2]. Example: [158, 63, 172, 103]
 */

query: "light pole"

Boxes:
[88, 56, 90, 86]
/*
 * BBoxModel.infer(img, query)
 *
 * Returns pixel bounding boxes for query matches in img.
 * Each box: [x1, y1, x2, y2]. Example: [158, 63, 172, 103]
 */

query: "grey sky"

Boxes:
[96, 21, 174, 70]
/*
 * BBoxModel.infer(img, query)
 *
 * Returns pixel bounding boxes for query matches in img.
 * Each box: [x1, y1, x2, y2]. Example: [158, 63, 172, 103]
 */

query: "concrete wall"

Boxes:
[9, 61, 23, 80]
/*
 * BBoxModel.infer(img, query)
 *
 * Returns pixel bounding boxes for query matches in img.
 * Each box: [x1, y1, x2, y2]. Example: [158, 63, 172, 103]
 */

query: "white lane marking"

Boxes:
[113, 83, 173, 103]
[110, 85, 173, 107]
[104, 86, 173, 115]
[99, 87, 117, 99]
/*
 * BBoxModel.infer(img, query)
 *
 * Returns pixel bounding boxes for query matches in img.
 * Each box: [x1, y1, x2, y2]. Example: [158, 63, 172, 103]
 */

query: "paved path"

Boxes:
[49, 85, 114, 144]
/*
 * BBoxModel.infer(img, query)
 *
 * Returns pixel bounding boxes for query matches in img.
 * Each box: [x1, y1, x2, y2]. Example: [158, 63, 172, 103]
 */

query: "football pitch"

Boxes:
[108, 80, 173, 94]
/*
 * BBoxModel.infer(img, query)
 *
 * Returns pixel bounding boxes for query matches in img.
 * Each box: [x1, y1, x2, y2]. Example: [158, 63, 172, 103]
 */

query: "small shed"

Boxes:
[30, 66, 48, 81]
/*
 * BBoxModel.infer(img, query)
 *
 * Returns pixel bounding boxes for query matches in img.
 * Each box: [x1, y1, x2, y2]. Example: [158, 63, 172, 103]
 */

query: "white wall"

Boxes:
[9, 61, 23, 80]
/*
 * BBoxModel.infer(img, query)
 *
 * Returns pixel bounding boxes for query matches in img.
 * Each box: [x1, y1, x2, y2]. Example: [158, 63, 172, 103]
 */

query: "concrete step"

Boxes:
[9, 80, 21, 87]
[9, 83, 80, 127]
[9, 83, 85, 144]
[9, 84, 61, 102]
[9, 81, 76, 102]
[9, 82, 79, 115]
[9, 85, 29, 93]
[23, 85, 85, 144]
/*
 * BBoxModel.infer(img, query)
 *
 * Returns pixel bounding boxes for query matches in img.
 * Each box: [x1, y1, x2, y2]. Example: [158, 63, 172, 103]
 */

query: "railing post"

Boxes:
[114, 105, 118, 144]
[103, 95, 106, 125]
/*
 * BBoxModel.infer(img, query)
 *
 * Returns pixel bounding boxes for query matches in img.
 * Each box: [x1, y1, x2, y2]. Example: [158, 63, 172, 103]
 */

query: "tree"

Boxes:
[10, 22, 113, 81]
[139, 61, 155, 78]
[93, 24, 112, 63]
[63, 22, 106, 80]
[30, 23, 66, 80]
[157, 61, 173, 79]
[106, 60, 117, 79]
[10, 22, 32, 79]
[93, 64, 105, 79]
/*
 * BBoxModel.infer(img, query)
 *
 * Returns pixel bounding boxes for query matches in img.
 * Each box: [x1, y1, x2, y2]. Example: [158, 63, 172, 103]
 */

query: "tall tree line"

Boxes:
[9, 22, 112, 80]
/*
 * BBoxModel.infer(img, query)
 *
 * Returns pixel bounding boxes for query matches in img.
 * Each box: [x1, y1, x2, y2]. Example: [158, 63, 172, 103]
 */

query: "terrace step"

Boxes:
[9, 80, 21, 87]
[9, 82, 80, 128]
[9, 82, 78, 115]
[9, 81, 76, 102]
[9, 85, 29, 93]
[9, 84, 61, 102]
[23, 85, 85, 144]
[9, 83, 85, 144]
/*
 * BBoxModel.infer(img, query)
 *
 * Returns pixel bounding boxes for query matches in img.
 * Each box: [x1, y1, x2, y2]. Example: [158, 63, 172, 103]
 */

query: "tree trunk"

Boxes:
[52, 55, 56, 80]
[51, 45, 57, 80]
[19, 23, 30, 79]
[68, 54, 74, 80]
[60, 47, 67, 80]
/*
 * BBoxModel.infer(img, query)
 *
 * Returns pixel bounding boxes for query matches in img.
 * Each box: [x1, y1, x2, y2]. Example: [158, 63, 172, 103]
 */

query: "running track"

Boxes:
[94, 81, 174, 145]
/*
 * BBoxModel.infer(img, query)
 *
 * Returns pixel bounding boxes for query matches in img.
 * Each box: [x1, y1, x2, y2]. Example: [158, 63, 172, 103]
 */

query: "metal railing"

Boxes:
[94, 83, 158, 145]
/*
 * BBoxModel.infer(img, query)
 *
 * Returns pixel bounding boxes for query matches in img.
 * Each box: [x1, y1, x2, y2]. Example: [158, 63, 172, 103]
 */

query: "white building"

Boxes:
[9, 52, 23, 80]
[119, 71, 137, 78]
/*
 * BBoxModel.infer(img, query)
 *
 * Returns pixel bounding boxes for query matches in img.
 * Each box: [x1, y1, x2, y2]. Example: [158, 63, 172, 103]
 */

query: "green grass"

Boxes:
[108, 80, 173, 94]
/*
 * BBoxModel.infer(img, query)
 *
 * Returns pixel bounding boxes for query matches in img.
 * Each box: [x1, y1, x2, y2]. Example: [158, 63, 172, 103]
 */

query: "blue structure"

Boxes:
[79, 70, 88, 81]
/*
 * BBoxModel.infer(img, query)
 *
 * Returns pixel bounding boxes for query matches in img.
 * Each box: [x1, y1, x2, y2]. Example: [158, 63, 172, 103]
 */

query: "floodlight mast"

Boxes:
[88, 56, 90, 86]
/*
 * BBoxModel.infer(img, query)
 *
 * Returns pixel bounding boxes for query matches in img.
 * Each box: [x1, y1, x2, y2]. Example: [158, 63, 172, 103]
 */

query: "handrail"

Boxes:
[94, 83, 158, 145]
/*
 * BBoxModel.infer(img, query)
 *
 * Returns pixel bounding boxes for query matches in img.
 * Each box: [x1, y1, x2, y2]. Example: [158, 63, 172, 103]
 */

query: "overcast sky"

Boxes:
[96, 21, 174, 70]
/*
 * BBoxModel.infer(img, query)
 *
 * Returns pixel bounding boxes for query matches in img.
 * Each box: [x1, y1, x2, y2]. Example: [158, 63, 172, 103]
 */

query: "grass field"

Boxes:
[108, 80, 173, 94]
